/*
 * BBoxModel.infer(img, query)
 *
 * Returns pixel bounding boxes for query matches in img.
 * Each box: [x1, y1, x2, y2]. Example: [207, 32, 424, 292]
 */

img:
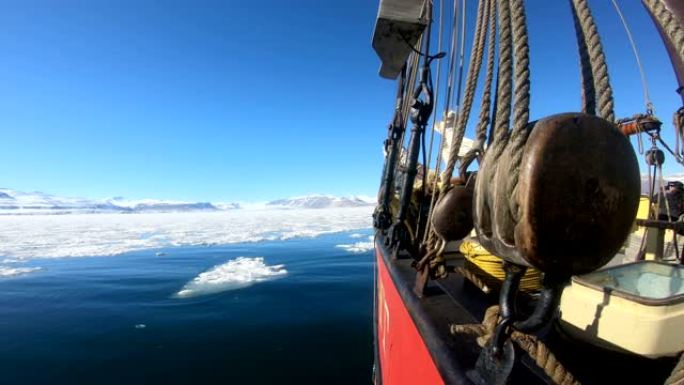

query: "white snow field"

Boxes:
[0, 207, 374, 260]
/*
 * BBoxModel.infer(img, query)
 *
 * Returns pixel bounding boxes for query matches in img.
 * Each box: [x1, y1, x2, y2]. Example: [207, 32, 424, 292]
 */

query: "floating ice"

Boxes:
[1, 258, 25, 264]
[0, 207, 373, 259]
[134, 324, 146, 329]
[0, 266, 42, 278]
[336, 236, 375, 253]
[175, 257, 287, 298]
[349, 233, 366, 239]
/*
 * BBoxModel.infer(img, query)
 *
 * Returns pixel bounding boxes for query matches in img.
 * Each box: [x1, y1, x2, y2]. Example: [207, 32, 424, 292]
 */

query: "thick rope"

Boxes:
[665, 352, 684, 385]
[642, 0, 684, 74]
[451, 306, 581, 385]
[474, 0, 497, 151]
[570, 0, 596, 115]
[571, 0, 615, 122]
[473, 0, 513, 241]
[491, 0, 514, 145]
[509, 0, 531, 138]
[456, 266, 493, 293]
[442, 0, 490, 187]
[676, 107, 684, 160]
[502, 0, 531, 223]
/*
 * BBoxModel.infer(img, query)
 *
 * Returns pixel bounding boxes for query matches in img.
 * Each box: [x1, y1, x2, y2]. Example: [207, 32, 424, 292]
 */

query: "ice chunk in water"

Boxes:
[175, 257, 287, 298]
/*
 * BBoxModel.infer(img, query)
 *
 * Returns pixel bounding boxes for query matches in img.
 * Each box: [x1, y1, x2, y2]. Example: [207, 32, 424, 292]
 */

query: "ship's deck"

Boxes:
[375, 233, 677, 385]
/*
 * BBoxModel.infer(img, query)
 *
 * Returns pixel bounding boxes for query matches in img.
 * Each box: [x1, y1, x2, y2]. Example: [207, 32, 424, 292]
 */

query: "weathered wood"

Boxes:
[431, 175, 475, 242]
[474, 113, 640, 276]
[514, 113, 641, 275]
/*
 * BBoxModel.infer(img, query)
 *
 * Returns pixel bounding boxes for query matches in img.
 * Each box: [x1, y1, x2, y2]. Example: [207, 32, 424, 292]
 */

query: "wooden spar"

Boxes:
[642, 0, 684, 104]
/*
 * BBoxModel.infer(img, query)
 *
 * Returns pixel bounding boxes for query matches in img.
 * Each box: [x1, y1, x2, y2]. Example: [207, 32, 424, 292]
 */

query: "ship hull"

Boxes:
[372, 231, 678, 385]
[375, 243, 445, 385]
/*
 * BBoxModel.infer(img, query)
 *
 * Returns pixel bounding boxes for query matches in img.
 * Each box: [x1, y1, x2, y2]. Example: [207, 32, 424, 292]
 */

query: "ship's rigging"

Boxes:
[372, 0, 684, 384]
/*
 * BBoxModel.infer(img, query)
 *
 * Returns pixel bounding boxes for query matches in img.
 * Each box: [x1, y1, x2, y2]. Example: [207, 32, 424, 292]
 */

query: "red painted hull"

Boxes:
[375, 246, 445, 385]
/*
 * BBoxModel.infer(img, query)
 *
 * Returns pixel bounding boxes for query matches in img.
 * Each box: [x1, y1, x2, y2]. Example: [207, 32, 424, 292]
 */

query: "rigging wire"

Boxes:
[425, 0, 446, 174]
[419, 0, 446, 244]
[442, 0, 461, 113]
[443, 0, 490, 186]
[610, 0, 655, 115]
[422, 0, 466, 244]
[452, 0, 469, 114]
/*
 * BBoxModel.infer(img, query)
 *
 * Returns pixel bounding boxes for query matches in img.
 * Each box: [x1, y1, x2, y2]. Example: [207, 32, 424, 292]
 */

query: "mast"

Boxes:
[643, 0, 684, 104]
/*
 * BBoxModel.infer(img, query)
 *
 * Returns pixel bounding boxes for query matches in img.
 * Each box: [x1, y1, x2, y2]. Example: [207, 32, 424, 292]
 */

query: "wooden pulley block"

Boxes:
[431, 174, 475, 242]
[475, 113, 641, 276]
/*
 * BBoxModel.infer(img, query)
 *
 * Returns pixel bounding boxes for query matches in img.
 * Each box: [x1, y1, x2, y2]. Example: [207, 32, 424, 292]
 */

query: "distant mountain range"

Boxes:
[266, 195, 374, 209]
[0, 188, 374, 215]
[640, 173, 684, 194]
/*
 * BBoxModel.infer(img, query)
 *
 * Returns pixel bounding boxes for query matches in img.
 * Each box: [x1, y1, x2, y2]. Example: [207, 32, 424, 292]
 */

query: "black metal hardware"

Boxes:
[374, 66, 408, 231]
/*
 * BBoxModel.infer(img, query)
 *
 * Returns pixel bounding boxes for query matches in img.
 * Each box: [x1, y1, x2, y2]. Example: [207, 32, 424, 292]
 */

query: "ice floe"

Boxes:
[0, 207, 373, 259]
[175, 257, 287, 298]
[336, 236, 375, 254]
[0, 266, 42, 278]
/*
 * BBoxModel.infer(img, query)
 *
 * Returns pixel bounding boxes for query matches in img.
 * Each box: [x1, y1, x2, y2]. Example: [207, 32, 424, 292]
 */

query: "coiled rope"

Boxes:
[451, 306, 581, 385]
[570, 0, 615, 122]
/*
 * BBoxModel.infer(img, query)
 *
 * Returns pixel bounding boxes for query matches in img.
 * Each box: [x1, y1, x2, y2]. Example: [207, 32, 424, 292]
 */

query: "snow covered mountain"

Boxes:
[266, 195, 375, 209]
[0, 189, 374, 214]
[640, 173, 684, 194]
[0, 189, 225, 214]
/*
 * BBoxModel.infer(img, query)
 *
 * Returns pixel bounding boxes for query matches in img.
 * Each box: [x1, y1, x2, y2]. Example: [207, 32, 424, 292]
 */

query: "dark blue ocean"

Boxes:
[0, 231, 375, 385]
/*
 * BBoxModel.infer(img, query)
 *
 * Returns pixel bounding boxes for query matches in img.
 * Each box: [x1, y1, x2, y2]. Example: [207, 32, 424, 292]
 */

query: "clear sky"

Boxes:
[0, 0, 681, 202]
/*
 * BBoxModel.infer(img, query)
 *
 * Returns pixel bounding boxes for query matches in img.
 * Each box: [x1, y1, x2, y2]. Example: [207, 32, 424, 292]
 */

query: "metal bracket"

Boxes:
[468, 339, 515, 385]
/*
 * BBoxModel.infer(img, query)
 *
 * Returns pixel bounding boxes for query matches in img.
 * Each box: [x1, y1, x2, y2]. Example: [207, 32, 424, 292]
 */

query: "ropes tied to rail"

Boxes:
[570, 0, 615, 122]
[451, 306, 581, 385]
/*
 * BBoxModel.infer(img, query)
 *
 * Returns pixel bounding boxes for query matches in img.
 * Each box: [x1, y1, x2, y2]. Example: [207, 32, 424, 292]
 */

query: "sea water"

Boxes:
[0, 231, 375, 384]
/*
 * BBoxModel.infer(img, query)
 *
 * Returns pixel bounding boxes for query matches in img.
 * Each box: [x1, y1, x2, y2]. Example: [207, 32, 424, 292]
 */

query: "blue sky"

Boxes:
[0, 0, 681, 202]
